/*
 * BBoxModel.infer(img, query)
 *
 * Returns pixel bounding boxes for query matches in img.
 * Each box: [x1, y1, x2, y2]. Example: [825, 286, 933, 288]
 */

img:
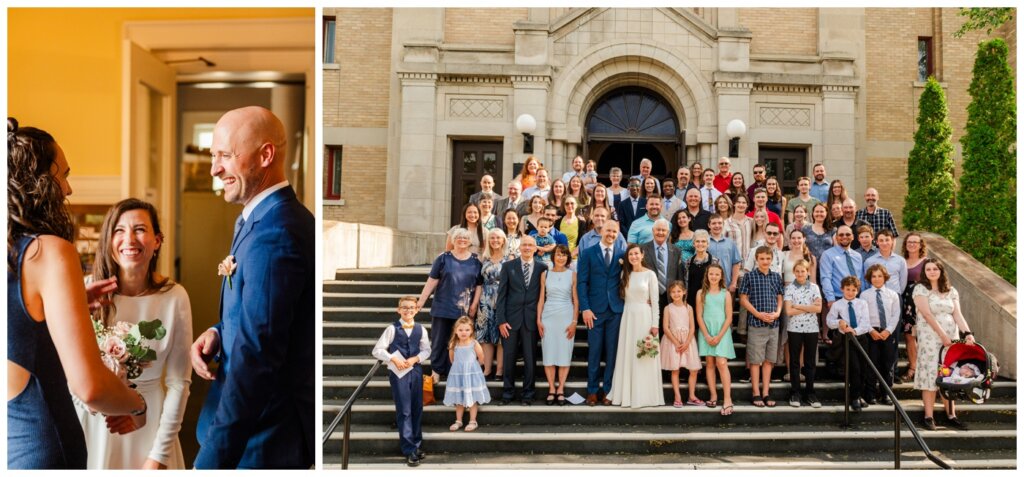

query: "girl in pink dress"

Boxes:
[660, 281, 704, 407]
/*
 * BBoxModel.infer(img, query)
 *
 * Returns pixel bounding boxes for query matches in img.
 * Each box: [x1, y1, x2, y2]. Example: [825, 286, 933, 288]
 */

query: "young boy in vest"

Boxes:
[826, 276, 873, 411]
[372, 296, 431, 466]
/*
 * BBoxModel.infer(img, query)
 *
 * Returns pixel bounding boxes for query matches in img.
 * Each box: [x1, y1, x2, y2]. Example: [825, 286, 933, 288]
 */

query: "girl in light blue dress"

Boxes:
[443, 317, 490, 432]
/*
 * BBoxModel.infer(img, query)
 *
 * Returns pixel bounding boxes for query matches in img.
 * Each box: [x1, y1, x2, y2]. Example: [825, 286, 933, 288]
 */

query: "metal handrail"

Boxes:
[323, 360, 383, 469]
[842, 333, 952, 469]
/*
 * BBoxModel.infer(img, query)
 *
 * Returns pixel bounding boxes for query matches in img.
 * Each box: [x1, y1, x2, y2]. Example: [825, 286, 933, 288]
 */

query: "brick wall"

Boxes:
[740, 8, 818, 56]
[324, 145, 388, 226]
[864, 8, 1014, 228]
[444, 8, 528, 46]
[326, 8, 392, 128]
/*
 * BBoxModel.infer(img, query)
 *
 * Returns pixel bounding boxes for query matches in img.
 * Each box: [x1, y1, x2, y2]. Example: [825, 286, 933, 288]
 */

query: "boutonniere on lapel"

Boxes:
[218, 255, 237, 289]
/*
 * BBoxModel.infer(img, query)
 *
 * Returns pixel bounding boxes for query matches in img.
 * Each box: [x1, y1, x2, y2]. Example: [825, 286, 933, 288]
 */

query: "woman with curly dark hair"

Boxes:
[8, 118, 147, 469]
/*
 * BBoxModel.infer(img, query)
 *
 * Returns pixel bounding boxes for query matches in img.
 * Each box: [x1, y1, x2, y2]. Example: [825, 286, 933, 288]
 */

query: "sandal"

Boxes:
[556, 393, 566, 406]
[672, 400, 683, 408]
[449, 420, 463, 431]
[763, 396, 777, 408]
[720, 404, 734, 416]
[686, 398, 706, 406]
[545, 393, 556, 406]
[464, 421, 478, 432]
[706, 399, 718, 408]
[751, 395, 765, 408]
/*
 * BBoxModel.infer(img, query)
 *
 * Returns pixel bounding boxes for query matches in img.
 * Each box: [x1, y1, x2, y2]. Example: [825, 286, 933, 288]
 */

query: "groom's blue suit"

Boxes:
[194, 186, 315, 469]
[576, 241, 626, 396]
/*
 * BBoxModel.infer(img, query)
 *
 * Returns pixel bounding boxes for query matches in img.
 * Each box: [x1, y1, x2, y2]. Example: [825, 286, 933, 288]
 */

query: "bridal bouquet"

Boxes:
[636, 333, 659, 359]
[92, 318, 167, 381]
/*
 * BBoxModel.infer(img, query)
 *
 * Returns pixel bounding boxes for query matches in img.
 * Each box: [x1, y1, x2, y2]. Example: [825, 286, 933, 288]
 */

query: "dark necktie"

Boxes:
[523, 260, 532, 288]
[875, 289, 887, 330]
[844, 250, 856, 277]
[656, 246, 667, 294]
[604, 247, 611, 267]
[847, 301, 858, 329]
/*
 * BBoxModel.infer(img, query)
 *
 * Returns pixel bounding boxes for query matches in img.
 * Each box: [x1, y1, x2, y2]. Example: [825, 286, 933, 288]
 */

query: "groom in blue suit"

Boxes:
[190, 106, 314, 468]
[576, 220, 626, 406]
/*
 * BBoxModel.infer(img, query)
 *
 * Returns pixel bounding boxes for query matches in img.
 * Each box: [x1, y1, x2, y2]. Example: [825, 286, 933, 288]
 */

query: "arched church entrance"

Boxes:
[583, 87, 683, 183]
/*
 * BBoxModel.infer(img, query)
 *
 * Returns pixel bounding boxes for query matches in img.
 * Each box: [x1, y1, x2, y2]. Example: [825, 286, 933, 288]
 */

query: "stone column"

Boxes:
[396, 73, 439, 233]
[821, 85, 858, 193]
[715, 80, 752, 173]
[512, 75, 551, 172]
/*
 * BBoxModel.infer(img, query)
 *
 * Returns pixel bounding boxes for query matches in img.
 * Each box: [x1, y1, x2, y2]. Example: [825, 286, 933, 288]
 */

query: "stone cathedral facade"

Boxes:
[323, 7, 1016, 233]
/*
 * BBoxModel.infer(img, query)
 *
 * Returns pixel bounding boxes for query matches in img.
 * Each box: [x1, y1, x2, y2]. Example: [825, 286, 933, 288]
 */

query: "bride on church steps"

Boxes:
[609, 244, 665, 408]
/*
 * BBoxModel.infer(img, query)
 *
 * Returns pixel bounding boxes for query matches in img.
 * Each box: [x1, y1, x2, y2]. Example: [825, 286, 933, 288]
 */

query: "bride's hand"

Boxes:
[142, 458, 167, 470]
[105, 415, 138, 435]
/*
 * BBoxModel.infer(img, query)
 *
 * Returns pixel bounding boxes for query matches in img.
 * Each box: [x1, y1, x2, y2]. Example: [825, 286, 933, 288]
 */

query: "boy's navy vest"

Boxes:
[388, 321, 422, 363]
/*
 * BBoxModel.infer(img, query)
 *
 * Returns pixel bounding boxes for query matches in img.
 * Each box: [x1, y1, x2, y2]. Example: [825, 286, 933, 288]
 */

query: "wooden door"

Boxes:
[759, 147, 807, 196]
[451, 141, 502, 226]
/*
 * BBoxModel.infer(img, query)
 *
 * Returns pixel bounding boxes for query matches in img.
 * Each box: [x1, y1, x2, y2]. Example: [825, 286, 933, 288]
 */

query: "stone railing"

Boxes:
[322, 221, 446, 279]
[920, 233, 1016, 379]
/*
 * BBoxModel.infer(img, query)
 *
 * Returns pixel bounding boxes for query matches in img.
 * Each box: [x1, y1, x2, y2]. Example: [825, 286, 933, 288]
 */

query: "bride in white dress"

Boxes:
[77, 200, 193, 469]
[609, 244, 665, 408]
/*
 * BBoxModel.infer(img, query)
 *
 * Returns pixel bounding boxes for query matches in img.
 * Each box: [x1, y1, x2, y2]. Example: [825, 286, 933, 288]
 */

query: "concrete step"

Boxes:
[335, 268, 430, 282]
[322, 377, 1018, 403]
[325, 421, 1016, 455]
[324, 280, 425, 294]
[324, 398, 1017, 427]
[325, 293, 434, 307]
[326, 449, 1017, 469]
[322, 357, 913, 379]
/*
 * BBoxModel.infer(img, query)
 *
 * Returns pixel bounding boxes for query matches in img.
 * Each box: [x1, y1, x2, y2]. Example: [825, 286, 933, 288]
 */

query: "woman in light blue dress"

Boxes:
[537, 245, 578, 405]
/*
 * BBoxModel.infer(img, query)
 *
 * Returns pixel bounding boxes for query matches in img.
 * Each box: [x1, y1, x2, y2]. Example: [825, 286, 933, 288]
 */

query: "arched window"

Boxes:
[586, 88, 678, 139]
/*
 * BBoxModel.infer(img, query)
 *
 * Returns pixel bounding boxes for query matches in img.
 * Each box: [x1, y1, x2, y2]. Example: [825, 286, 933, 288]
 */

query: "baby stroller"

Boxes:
[935, 340, 998, 404]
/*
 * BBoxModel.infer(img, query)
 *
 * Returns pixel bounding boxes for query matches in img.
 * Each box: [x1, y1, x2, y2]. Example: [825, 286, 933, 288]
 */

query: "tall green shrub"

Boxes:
[903, 77, 956, 236]
[954, 38, 1016, 283]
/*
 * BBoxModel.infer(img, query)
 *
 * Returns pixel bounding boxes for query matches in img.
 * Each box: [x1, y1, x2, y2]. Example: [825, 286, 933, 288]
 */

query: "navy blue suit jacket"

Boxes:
[615, 196, 646, 236]
[576, 241, 626, 315]
[194, 186, 315, 469]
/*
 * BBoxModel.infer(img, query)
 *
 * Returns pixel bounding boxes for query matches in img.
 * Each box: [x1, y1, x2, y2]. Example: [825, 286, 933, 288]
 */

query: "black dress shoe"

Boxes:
[498, 398, 513, 406]
[859, 398, 870, 409]
[521, 399, 533, 406]
[850, 400, 862, 412]
[922, 416, 937, 431]
[878, 395, 893, 406]
[864, 396, 877, 405]
[944, 416, 968, 430]
[415, 449, 426, 460]
[406, 454, 421, 467]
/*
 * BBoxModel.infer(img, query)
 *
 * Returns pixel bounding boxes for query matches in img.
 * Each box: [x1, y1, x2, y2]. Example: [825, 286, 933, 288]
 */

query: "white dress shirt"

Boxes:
[372, 321, 432, 365]
[859, 286, 900, 334]
[826, 297, 873, 336]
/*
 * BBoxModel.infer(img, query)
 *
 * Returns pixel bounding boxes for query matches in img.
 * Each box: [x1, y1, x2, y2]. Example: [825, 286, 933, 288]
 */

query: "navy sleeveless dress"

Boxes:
[8, 235, 87, 468]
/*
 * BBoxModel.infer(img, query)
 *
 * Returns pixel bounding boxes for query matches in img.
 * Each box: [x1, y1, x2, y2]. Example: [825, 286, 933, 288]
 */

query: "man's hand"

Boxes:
[85, 276, 118, 311]
[191, 329, 221, 380]
[582, 310, 596, 329]
[499, 323, 512, 339]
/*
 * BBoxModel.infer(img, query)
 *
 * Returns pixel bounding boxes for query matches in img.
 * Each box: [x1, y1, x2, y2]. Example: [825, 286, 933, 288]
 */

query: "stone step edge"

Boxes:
[324, 357, 887, 368]
[326, 459, 1016, 470]
[324, 281, 426, 286]
[326, 429, 1015, 441]
[325, 402, 1017, 413]
[321, 379, 1016, 390]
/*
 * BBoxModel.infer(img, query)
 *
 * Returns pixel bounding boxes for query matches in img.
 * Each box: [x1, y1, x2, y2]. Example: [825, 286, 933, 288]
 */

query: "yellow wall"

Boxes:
[8, 8, 312, 176]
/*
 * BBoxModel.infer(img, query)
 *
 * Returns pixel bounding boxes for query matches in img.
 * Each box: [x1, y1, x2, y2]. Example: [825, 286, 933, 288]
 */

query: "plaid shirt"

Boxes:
[855, 206, 899, 237]
[739, 267, 785, 328]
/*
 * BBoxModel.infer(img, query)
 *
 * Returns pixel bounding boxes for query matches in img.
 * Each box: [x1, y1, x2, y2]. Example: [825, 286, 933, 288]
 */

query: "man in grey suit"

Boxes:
[641, 218, 684, 333]
[469, 174, 502, 205]
[495, 180, 526, 217]
[495, 235, 547, 405]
